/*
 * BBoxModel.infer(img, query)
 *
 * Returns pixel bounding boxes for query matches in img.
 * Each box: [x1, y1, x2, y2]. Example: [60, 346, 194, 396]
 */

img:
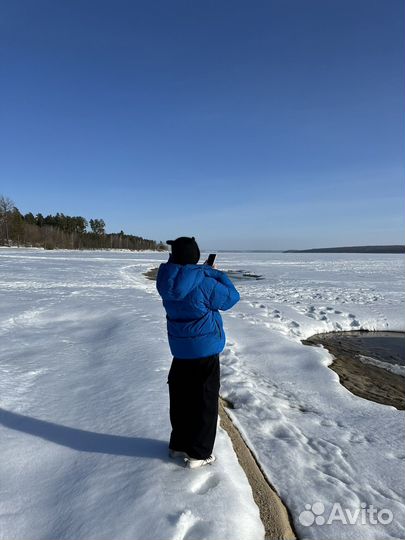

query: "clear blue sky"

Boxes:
[1, 0, 404, 250]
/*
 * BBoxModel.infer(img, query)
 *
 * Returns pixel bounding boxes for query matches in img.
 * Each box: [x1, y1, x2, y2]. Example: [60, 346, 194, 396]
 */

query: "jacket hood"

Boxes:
[156, 263, 204, 301]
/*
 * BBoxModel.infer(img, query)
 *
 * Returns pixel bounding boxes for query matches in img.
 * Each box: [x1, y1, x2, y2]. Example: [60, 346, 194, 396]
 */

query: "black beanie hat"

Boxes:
[166, 236, 200, 265]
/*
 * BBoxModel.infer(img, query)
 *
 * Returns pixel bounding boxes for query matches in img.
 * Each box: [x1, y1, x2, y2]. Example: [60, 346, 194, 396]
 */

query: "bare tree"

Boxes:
[0, 195, 15, 245]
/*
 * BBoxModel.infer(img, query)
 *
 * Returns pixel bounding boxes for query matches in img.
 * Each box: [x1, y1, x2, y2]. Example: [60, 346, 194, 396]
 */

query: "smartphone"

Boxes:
[206, 253, 216, 266]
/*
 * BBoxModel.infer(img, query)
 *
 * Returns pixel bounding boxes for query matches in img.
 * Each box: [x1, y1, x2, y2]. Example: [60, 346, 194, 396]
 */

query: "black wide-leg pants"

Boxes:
[168, 354, 220, 460]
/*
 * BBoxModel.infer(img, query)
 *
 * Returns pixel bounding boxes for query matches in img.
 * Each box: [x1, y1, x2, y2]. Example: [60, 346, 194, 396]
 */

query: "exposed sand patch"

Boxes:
[219, 398, 296, 540]
[302, 331, 405, 410]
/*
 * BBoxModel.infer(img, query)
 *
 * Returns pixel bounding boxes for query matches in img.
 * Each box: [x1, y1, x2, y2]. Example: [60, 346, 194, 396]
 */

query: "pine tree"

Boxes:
[0, 195, 15, 245]
[89, 219, 105, 235]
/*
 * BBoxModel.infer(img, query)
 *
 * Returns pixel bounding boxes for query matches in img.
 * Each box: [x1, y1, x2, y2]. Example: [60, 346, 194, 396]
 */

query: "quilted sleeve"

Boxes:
[201, 271, 240, 311]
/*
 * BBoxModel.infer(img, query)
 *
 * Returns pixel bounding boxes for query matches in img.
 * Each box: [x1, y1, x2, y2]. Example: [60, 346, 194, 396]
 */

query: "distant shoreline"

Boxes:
[215, 245, 404, 253]
[2, 245, 404, 254]
[284, 245, 404, 254]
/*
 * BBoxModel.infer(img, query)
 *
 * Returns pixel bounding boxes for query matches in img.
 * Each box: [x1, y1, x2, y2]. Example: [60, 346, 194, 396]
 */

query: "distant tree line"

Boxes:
[0, 195, 166, 251]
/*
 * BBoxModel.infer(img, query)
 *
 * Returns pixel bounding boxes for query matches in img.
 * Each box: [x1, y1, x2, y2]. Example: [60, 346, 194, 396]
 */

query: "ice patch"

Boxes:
[358, 355, 405, 377]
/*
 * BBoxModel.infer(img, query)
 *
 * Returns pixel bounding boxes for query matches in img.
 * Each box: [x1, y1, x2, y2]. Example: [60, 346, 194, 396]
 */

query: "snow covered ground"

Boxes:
[1, 249, 404, 540]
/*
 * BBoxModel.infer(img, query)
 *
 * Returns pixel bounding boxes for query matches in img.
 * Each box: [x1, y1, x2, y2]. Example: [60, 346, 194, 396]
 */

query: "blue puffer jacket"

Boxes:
[156, 263, 240, 359]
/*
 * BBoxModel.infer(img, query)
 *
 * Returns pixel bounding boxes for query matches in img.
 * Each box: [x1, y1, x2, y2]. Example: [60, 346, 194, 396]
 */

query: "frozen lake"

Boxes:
[0, 248, 404, 540]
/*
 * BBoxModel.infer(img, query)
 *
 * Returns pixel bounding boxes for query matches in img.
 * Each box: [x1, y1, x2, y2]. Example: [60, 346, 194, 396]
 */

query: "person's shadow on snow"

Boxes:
[0, 408, 168, 460]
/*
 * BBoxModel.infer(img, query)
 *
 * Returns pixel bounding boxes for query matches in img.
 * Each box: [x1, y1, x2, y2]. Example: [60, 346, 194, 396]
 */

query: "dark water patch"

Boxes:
[307, 331, 405, 366]
[144, 267, 264, 281]
[225, 270, 264, 281]
[144, 267, 158, 280]
[302, 331, 405, 410]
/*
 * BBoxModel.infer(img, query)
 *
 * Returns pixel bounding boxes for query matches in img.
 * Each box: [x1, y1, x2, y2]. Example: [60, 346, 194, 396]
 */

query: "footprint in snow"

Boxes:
[305, 306, 317, 318]
[289, 320, 300, 328]
[189, 473, 220, 495]
[348, 433, 368, 444]
[320, 419, 335, 427]
[183, 521, 213, 540]
[170, 509, 200, 540]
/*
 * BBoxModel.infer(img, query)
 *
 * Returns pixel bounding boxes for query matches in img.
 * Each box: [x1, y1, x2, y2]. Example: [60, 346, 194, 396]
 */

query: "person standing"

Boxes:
[156, 237, 240, 468]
